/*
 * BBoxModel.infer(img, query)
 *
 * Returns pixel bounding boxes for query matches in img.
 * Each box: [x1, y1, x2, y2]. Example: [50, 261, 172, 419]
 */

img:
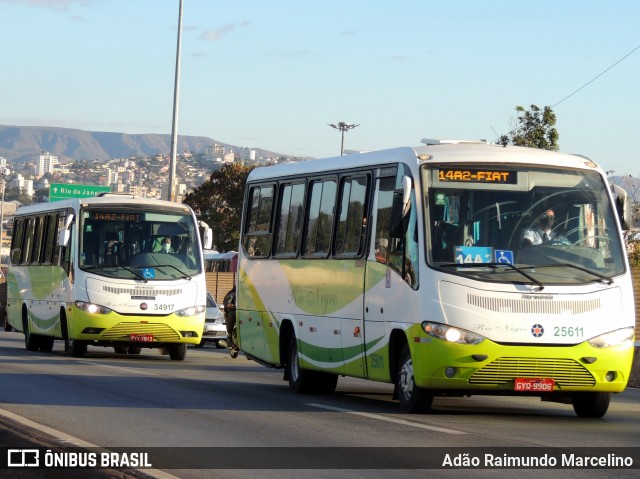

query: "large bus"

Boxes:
[6, 193, 212, 360]
[236, 139, 635, 417]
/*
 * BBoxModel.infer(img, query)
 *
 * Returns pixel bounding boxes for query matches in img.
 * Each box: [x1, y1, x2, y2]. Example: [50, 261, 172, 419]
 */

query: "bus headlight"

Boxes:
[75, 301, 112, 315]
[175, 305, 206, 317]
[587, 327, 634, 348]
[422, 321, 484, 345]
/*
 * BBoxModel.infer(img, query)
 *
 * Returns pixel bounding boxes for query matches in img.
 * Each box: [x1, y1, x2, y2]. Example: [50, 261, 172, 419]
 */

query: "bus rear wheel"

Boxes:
[169, 343, 187, 360]
[396, 345, 433, 413]
[572, 392, 610, 418]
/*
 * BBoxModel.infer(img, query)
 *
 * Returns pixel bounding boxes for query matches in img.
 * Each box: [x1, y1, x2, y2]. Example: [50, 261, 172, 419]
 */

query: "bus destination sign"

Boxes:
[438, 168, 516, 184]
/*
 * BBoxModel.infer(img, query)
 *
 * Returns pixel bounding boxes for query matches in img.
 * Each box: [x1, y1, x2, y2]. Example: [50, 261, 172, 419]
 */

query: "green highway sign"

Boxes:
[50, 183, 111, 201]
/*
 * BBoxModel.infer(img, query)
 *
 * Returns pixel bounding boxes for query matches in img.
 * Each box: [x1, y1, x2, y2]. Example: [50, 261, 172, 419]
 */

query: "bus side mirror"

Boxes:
[203, 228, 213, 250]
[611, 184, 632, 230]
[198, 220, 213, 250]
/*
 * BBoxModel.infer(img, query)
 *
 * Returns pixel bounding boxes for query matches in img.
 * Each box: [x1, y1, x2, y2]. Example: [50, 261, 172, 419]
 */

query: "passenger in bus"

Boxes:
[521, 209, 556, 246]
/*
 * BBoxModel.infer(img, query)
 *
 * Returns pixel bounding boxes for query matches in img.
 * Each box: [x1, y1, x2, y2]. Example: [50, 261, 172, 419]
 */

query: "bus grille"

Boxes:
[467, 294, 600, 315]
[468, 357, 596, 387]
[102, 286, 183, 298]
[101, 322, 181, 342]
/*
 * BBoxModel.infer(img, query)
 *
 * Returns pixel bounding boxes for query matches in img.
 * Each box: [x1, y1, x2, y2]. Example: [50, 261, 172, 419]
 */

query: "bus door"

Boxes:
[364, 167, 419, 382]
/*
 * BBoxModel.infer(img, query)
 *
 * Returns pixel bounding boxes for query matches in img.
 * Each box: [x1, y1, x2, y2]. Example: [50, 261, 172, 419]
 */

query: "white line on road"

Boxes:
[306, 403, 467, 434]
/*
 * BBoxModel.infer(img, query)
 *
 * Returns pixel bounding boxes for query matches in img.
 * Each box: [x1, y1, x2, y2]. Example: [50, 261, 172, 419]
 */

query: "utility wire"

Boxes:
[552, 43, 640, 108]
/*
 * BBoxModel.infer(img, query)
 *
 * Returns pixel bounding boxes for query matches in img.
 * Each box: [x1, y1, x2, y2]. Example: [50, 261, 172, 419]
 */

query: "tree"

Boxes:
[4, 186, 34, 205]
[183, 163, 256, 252]
[498, 104, 559, 151]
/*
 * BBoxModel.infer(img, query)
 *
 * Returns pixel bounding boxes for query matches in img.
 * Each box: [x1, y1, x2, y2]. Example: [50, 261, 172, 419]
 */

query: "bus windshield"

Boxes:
[79, 207, 202, 280]
[423, 165, 626, 284]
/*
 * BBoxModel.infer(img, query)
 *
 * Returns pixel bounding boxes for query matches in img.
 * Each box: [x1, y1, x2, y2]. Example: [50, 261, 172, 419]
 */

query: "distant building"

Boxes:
[9, 174, 34, 197]
[36, 151, 58, 177]
[239, 147, 256, 163]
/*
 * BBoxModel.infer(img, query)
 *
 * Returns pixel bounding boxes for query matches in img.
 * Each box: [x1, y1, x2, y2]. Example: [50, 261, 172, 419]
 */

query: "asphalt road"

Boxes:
[0, 414, 152, 479]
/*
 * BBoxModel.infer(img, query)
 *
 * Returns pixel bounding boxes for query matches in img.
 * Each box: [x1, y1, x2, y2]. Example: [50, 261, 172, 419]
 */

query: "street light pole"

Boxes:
[168, 0, 184, 202]
[0, 176, 5, 268]
[328, 122, 360, 156]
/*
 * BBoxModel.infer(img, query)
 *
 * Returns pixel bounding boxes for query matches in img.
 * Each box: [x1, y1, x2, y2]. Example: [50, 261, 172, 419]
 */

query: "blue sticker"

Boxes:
[494, 250, 514, 264]
[141, 268, 155, 279]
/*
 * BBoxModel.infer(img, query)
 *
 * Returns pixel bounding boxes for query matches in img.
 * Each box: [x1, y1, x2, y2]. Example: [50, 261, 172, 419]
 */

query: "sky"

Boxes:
[1, 0, 639, 175]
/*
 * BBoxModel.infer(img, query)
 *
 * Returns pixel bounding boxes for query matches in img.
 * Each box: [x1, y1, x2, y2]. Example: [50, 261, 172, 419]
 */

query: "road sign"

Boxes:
[49, 183, 111, 202]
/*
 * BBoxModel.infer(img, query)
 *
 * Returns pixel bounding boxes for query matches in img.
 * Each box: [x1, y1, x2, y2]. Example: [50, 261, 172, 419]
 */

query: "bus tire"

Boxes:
[169, 343, 187, 360]
[70, 340, 87, 358]
[572, 392, 610, 418]
[285, 334, 338, 393]
[128, 346, 142, 355]
[396, 344, 433, 413]
[39, 336, 55, 353]
[23, 316, 40, 352]
[114, 346, 128, 354]
[286, 334, 309, 393]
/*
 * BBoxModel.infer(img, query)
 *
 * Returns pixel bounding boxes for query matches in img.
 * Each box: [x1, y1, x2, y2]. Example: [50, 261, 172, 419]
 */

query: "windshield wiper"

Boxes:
[528, 263, 614, 285]
[439, 262, 545, 291]
[80, 265, 149, 283]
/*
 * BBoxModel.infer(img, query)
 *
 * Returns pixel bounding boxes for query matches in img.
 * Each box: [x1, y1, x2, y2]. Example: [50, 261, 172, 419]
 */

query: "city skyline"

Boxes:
[1, 0, 639, 175]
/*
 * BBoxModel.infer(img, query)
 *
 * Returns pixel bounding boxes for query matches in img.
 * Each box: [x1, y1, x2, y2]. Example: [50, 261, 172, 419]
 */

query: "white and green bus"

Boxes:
[236, 140, 635, 417]
[6, 193, 212, 360]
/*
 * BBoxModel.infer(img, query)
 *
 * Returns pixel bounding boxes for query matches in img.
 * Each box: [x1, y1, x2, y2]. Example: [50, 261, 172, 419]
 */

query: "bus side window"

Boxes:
[303, 179, 337, 257]
[243, 185, 274, 257]
[335, 175, 369, 257]
[275, 182, 305, 257]
[374, 177, 395, 264]
[10, 217, 25, 265]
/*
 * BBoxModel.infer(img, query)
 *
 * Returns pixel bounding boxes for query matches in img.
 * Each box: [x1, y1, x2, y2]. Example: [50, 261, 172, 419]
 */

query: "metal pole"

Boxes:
[328, 122, 360, 156]
[168, 0, 184, 202]
[0, 176, 5, 269]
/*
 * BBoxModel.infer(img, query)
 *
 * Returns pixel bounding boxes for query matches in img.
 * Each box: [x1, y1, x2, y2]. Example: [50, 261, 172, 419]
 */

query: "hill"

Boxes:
[0, 124, 293, 163]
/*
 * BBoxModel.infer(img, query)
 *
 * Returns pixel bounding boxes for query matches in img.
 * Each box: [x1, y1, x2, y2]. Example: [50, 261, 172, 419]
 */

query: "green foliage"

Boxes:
[183, 163, 256, 252]
[498, 104, 559, 151]
[4, 186, 34, 205]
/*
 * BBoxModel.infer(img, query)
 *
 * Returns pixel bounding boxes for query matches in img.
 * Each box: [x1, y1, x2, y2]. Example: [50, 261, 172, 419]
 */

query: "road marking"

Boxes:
[0, 406, 179, 479]
[307, 403, 467, 435]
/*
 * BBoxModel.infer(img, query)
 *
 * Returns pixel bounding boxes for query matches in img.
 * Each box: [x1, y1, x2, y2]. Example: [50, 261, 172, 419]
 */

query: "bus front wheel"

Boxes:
[286, 335, 338, 394]
[69, 340, 87, 358]
[23, 317, 40, 352]
[39, 336, 54, 353]
[169, 343, 187, 360]
[572, 392, 610, 418]
[396, 345, 433, 413]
